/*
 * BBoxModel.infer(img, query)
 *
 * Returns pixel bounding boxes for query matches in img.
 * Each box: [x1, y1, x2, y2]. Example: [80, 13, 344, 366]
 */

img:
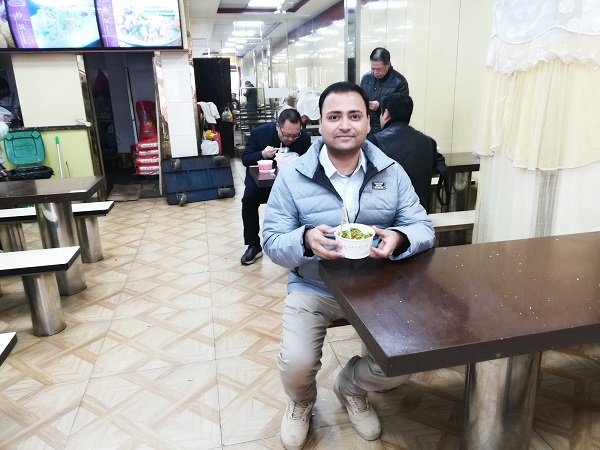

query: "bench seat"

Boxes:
[0, 201, 114, 262]
[0, 332, 17, 366]
[429, 210, 475, 233]
[0, 246, 80, 336]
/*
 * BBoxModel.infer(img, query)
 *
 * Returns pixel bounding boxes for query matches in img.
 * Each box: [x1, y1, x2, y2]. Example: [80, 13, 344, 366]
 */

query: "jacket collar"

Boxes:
[297, 138, 393, 181]
[382, 118, 409, 130]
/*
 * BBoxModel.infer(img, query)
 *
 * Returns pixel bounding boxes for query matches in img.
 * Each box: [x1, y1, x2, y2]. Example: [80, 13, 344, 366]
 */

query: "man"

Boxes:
[230, 93, 240, 111]
[360, 47, 409, 136]
[240, 108, 311, 265]
[368, 93, 437, 211]
[262, 82, 434, 449]
[243, 80, 257, 111]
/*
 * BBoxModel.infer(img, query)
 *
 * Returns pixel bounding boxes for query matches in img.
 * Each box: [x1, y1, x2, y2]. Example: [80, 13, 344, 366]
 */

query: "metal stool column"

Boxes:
[461, 353, 541, 449]
[22, 272, 66, 336]
[0, 223, 26, 251]
[36, 202, 86, 295]
[75, 216, 103, 262]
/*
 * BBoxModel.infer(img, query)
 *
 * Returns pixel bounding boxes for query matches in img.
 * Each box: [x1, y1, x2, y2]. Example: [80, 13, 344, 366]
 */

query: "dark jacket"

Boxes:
[242, 122, 312, 188]
[368, 119, 436, 211]
[360, 67, 409, 135]
[243, 84, 258, 110]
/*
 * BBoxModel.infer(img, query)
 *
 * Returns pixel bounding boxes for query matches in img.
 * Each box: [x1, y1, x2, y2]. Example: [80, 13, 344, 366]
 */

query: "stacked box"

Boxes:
[161, 155, 235, 205]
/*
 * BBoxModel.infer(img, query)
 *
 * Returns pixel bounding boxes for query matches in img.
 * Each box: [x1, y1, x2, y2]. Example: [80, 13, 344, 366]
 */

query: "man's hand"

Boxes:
[262, 146, 278, 159]
[368, 100, 380, 112]
[369, 226, 403, 258]
[305, 225, 344, 260]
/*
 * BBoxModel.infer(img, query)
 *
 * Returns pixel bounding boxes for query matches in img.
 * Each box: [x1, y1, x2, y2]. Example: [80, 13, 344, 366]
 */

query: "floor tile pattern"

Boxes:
[0, 158, 598, 449]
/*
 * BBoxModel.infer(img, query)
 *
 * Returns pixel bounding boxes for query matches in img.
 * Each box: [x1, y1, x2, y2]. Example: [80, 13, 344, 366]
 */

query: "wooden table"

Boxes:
[319, 232, 600, 448]
[249, 165, 277, 188]
[0, 176, 105, 295]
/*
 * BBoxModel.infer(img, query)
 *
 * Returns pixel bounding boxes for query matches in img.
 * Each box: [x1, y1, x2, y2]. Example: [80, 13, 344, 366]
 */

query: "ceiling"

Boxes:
[188, 0, 342, 58]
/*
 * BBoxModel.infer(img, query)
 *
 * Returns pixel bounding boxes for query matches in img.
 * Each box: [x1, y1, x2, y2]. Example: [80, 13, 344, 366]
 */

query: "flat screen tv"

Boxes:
[0, 0, 15, 48]
[97, 0, 183, 49]
[0, 0, 183, 51]
[6, 0, 102, 49]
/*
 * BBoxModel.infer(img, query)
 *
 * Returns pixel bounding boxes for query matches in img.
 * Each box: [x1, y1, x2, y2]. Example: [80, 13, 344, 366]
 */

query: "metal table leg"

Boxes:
[439, 171, 473, 246]
[462, 353, 541, 449]
[36, 202, 86, 295]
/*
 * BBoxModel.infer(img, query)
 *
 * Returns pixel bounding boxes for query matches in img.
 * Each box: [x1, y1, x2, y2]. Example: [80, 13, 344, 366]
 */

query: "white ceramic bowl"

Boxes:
[334, 223, 375, 259]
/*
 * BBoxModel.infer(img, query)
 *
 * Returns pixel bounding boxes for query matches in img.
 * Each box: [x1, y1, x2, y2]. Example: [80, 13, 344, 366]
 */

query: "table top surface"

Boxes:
[249, 165, 277, 188]
[443, 152, 480, 173]
[319, 232, 600, 376]
[0, 176, 105, 208]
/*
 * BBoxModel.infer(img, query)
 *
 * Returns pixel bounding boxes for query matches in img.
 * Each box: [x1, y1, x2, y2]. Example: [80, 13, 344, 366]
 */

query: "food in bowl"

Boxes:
[334, 224, 375, 259]
[338, 227, 373, 240]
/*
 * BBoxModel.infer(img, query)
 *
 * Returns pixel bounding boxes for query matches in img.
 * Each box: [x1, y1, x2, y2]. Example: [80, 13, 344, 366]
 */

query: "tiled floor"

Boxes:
[0, 157, 599, 449]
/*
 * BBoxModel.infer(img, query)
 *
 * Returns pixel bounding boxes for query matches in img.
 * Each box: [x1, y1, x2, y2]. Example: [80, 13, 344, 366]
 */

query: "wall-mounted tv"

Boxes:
[6, 0, 102, 49]
[97, 0, 182, 49]
[0, 0, 16, 48]
[0, 0, 183, 51]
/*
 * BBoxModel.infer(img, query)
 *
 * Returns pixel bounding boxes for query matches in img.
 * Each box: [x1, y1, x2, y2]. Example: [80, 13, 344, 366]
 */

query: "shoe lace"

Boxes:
[348, 395, 369, 413]
[290, 401, 311, 420]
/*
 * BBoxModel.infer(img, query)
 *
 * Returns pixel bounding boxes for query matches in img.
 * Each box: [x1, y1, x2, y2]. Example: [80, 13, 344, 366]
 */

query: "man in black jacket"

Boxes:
[368, 93, 436, 212]
[360, 47, 409, 136]
[240, 108, 311, 265]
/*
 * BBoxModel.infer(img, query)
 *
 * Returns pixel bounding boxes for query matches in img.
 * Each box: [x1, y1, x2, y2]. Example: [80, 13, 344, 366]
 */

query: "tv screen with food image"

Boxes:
[0, 0, 16, 48]
[6, 0, 102, 49]
[97, 0, 182, 49]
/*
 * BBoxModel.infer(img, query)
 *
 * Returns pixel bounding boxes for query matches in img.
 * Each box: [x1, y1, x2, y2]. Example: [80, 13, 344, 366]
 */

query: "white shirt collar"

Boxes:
[319, 145, 367, 178]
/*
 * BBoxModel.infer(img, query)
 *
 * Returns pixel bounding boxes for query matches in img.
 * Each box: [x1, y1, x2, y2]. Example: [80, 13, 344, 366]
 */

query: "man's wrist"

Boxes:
[303, 225, 315, 257]
[392, 230, 410, 256]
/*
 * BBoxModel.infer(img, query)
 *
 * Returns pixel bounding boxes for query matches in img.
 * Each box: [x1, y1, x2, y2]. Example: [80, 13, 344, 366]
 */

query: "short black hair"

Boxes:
[318, 81, 369, 116]
[277, 108, 302, 126]
[380, 93, 413, 123]
[370, 47, 391, 65]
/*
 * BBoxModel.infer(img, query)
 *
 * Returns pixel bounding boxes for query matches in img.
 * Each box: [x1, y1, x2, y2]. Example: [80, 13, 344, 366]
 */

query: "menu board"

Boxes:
[96, 0, 182, 48]
[6, 0, 102, 49]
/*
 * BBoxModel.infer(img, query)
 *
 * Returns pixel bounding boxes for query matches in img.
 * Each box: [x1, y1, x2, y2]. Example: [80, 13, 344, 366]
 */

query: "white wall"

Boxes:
[360, 0, 493, 153]
[161, 52, 198, 158]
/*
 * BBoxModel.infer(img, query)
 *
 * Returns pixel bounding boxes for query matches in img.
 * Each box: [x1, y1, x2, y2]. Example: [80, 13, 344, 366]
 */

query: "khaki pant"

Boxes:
[278, 291, 411, 402]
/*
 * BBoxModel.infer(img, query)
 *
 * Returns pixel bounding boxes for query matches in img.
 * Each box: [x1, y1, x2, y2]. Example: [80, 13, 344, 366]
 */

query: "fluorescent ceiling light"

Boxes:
[221, 47, 236, 53]
[234, 21, 263, 27]
[232, 30, 255, 37]
[247, 0, 283, 7]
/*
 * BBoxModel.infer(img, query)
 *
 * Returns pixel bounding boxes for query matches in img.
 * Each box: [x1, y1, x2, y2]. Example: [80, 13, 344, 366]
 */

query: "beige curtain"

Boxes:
[473, 0, 600, 244]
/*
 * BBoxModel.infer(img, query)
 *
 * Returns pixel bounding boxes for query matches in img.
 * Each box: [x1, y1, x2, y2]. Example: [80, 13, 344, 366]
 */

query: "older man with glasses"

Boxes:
[240, 108, 312, 265]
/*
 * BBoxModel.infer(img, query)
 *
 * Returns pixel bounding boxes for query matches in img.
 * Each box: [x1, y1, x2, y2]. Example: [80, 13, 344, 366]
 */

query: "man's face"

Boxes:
[318, 91, 370, 155]
[277, 120, 302, 147]
[370, 60, 390, 79]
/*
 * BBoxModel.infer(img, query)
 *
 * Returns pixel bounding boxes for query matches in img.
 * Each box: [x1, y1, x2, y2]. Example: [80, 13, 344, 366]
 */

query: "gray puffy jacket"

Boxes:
[262, 138, 435, 298]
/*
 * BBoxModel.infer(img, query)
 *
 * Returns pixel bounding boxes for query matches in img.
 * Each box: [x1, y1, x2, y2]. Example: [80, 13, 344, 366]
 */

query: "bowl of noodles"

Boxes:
[334, 223, 375, 259]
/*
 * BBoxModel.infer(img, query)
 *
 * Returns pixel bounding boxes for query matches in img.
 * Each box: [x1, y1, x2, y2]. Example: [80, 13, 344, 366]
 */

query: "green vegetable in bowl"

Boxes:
[339, 227, 373, 240]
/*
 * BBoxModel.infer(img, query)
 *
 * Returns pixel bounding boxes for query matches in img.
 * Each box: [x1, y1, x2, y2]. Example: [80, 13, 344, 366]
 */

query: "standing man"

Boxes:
[360, 47, 409, 136]
[262, 82, 434, 449]
[368, 93, 437, 211]
[240, 108, 311, 265]
[243, 80, 258, 112]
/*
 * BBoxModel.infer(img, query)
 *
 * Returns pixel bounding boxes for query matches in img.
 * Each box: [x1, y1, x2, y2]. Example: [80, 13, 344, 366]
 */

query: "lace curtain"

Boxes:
[487, 0, 600, 74]
[476, 0, 600, 170]
[473, 0, 600, 244]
